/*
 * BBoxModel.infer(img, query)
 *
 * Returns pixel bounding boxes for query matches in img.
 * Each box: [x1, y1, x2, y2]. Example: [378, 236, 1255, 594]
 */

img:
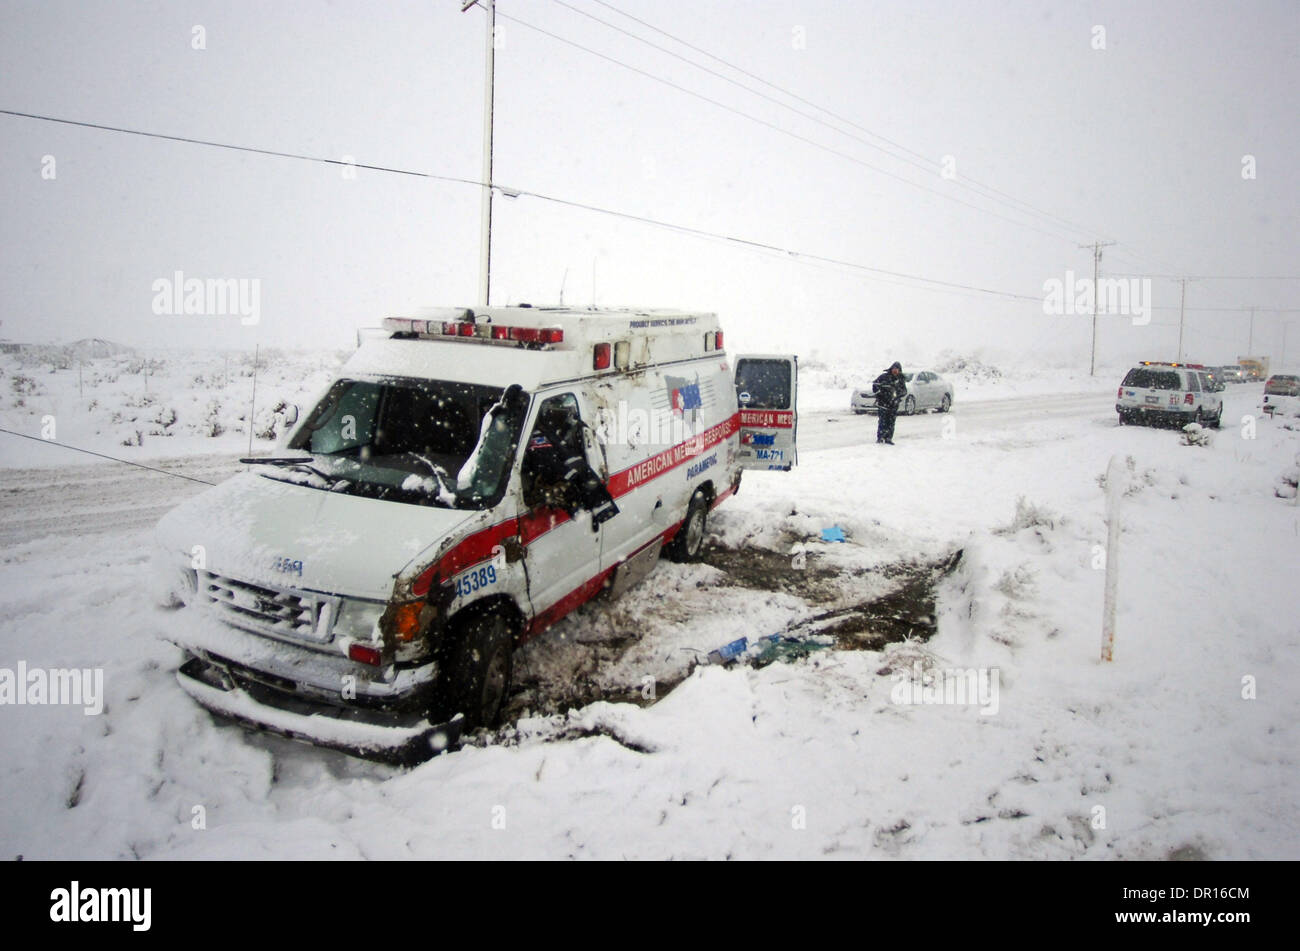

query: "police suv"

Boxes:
[1116, 361, 1224, 428]
[154, 307, 797, 760]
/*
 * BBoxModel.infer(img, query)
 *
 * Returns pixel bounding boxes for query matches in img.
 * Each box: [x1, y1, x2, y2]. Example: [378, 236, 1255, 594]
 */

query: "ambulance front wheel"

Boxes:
[666, 490, 709, 563]
[436, 609, 515, 730]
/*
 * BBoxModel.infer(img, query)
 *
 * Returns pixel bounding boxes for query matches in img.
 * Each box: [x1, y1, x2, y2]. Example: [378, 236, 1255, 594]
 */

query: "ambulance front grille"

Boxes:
[198, 571, 338, 644]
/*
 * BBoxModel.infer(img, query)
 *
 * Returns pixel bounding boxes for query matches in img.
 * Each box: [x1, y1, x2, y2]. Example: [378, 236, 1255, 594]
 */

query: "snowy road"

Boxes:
[800, 390, 1120, 452]
[0, 389, 1123, 545]
[0, 453, 241, 546]
[2, 384, 1259, 547]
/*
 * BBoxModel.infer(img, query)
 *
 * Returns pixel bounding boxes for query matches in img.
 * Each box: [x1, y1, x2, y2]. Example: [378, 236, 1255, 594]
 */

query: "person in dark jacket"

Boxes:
[523, 400, 619, 525]
[872, 361, 907, 445]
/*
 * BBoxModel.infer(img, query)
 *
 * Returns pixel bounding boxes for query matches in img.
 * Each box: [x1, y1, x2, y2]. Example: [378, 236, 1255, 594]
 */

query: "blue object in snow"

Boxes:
[707, 636, 749, 665]
[821, 525, 846, 543]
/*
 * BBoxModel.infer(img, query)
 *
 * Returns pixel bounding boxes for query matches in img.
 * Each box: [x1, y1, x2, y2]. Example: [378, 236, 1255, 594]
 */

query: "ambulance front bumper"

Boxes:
[177, 655, 461, 764]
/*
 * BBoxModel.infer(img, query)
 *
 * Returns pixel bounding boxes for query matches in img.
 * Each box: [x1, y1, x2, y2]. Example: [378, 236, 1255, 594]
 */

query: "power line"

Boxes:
[493, 9, 1109, 249]
[518, 6, 1237, 296]
[0, 428, 218, 485]
[578, 0, 1115, 245]
[1112, 273, 1300, 281]
[550, 0, 1105, 247]
[505, 184, 1044, 300]
[0, 107, 1043, 302]
[1147, 306, 1300, 313]
[0, 108, 480, 186]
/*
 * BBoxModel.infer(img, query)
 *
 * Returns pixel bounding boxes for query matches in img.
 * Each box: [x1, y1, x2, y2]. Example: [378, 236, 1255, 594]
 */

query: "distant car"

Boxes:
[1262, 374, 1300, 416]
[850, 370, 953, 415]
[1216, 365, 1245, 384]
[1116, 362, 1223, 428]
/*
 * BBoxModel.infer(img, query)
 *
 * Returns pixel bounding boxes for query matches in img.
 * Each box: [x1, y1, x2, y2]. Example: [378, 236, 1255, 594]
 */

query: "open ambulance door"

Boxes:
[734, 354, 798, 471]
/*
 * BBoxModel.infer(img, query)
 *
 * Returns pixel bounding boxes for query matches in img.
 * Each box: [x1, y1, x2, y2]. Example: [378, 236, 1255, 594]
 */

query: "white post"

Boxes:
[247, 344, 259, 458]
[1101, 455, 1124, 662]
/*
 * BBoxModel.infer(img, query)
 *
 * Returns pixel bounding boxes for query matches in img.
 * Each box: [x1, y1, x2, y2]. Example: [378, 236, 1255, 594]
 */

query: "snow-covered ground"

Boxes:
[0, 347, 344, 467]
[1, 349, 1298, 859]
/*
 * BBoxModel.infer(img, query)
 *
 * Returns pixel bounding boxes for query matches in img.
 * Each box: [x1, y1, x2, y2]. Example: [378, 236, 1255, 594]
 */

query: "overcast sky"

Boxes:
[1, 0, 1297, 368]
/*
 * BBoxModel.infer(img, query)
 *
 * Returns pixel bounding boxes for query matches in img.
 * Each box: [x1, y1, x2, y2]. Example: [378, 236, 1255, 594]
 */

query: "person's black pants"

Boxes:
[877, 408, 897, 442]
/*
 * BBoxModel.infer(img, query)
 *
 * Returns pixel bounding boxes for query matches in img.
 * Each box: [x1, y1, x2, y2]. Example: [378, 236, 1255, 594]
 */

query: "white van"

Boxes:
[154, 306, 797, 761]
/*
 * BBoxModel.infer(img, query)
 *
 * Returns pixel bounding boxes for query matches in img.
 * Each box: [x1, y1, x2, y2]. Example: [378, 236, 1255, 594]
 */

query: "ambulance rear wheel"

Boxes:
[667, 491, 708, 563]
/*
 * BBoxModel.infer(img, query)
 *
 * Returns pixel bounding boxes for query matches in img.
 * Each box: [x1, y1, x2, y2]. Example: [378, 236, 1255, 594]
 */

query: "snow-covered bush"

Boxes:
[1096, 455, 1160, 497]
[124, 357, 166, 376]
[1276, 454, 1300, 500]
[995, 496, 1058, 535]
[1180, 423, 1213, 447]
[201, 399, 225, 438]
[933, 352, 1003, 382]
[252, 400, 295, 441]
[148, 406, 177, 435]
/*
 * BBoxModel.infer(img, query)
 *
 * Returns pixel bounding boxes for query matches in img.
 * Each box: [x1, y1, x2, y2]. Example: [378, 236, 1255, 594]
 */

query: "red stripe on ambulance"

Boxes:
[606, 413, 739, 497]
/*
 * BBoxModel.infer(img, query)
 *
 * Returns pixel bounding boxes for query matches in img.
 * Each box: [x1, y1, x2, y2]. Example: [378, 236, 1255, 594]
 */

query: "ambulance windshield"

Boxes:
[272, 376, 526, 508]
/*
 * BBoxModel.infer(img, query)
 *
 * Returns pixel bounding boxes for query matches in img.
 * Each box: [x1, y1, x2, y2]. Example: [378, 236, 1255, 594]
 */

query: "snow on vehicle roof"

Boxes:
[395, 305, 718, 343]
[347, 306, 723, 391]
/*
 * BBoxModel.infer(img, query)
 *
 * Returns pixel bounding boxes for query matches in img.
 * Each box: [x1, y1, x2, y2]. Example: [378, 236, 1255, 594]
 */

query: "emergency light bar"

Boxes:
[1141, 361, 1205, 368]
[382, 316, 564, 346]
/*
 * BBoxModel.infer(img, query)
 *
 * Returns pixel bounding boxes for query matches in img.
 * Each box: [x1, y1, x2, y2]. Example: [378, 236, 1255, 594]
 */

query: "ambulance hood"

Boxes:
[155, 471, 475, 601]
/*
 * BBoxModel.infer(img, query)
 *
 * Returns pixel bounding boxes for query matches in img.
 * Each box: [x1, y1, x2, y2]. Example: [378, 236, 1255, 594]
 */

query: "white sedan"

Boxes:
[850, 370, 955, 415]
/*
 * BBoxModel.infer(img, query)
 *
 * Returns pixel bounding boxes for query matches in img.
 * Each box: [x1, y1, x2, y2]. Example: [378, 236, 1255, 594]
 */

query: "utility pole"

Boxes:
[1176, 278, 1188, 363]
[463, 0, 495, 308]
[1079, 240, 1116, 376]
[1247, 306, 1256, 353]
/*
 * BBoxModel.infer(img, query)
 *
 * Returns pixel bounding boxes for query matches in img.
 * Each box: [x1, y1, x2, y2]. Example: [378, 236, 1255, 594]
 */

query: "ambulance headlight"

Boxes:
[152, 541, 197, 608]
[334, 599, 386, 639]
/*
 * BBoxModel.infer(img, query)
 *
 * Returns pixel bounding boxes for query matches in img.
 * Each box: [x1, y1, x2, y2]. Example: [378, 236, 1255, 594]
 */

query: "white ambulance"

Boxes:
[154, 306, 797, 761]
